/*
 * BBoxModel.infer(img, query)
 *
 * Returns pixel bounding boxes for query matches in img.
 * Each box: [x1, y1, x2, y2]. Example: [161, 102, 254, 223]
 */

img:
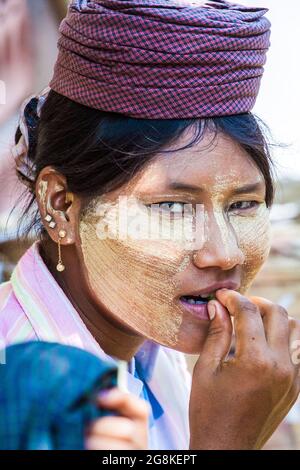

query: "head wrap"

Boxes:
[49, 0, 271, 119]
[14, 0, 271, 185]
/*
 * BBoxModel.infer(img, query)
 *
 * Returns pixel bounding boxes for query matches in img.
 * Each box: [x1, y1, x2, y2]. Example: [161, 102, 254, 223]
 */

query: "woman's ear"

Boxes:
[35, 166, 82, 245]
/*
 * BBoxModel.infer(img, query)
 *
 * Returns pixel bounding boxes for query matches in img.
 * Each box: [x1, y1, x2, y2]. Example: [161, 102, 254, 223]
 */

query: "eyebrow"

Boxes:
[167, 181, 265, 195]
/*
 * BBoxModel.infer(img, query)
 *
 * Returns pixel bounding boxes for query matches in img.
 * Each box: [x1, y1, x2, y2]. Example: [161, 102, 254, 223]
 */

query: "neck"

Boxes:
[40, 240, 145, 361]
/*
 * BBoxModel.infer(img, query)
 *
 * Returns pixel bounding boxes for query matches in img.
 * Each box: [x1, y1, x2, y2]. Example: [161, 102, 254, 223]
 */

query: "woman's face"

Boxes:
[77, 129, 271, 354]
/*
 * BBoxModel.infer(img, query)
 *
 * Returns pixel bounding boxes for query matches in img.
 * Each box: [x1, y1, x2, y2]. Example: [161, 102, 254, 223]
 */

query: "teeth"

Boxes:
[182, 297, 207, 305]
[201, 293, 215, 300]
[182, 294, 214, 305]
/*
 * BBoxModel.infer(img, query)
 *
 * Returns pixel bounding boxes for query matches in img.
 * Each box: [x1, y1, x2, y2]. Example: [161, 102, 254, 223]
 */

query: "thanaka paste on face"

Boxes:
[229, 202, 271, 293]
[79, 197, 191, 347]
[205, 170, 271, 294]
[78, 130, 272, 352]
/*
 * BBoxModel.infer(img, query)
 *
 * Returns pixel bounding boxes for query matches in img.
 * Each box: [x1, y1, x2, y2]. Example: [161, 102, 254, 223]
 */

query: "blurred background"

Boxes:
[0, 0, 299, 450]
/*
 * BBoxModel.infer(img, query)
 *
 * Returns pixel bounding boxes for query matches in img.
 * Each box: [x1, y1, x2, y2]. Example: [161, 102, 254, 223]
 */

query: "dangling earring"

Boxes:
[56, 229, 66, 272]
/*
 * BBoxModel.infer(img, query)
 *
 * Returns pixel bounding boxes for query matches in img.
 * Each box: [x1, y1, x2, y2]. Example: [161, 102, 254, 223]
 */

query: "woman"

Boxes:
[2, 0, 300, 450]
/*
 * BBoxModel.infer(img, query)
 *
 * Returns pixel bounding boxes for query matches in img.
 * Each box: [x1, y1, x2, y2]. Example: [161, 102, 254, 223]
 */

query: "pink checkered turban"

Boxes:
[49, 0, 271, 119]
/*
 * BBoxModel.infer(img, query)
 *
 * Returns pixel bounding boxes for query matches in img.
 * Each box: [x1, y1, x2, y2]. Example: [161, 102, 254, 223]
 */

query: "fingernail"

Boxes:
[208, 301, 216, 320]
[98, 388, 118, 401]
[98, 389, 111, 400]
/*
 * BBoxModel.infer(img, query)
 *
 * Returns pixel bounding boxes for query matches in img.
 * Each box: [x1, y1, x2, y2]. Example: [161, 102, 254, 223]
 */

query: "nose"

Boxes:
[192, 208, 245, 270]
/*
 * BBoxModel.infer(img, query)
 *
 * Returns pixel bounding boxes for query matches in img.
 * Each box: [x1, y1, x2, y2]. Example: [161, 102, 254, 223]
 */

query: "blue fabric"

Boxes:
[0, 341, 118, 450]
[134, 359, 164, 427]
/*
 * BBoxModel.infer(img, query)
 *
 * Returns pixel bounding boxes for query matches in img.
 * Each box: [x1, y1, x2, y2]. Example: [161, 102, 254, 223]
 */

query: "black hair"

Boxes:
[14, 89, 275, 237]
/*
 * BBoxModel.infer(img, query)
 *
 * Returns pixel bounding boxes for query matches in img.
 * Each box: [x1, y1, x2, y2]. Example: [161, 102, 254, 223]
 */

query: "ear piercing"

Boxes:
[59, 229, 66, 238]
[65, 192, 74, 204]
[56, 229, 66, 272]
[44, 214, 67, 272]
[44, 213, 56, 228]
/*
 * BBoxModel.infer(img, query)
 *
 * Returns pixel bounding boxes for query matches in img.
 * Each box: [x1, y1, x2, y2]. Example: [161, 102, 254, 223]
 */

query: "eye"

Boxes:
[145, 201, 193, 217]
[229, 201, 260, 213]
[158, 202, 186, 214]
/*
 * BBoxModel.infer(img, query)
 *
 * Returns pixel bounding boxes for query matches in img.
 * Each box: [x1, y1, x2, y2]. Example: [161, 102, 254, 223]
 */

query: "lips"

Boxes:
[180, 280, 240, 300]
[178, 280, 240, 320]
[180, 294, 214, 304]
[179, 297, 210, 320]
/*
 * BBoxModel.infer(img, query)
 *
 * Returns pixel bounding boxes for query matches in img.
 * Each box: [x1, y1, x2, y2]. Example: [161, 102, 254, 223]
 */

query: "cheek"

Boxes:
[78, 215, 188, 347]
[230, 205, 271, 293]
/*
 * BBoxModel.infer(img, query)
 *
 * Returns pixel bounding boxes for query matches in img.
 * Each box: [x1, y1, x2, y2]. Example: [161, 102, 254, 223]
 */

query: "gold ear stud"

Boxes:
[45, 213, 56, 228]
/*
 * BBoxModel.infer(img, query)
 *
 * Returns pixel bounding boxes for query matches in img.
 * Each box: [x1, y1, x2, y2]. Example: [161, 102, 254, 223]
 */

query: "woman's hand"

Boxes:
[85, 388, 150, 450]
[189, 288, 300, 450]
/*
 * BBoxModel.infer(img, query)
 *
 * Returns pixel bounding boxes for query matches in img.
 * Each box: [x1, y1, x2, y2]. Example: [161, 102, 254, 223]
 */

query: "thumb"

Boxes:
[196, 300, 233, 372]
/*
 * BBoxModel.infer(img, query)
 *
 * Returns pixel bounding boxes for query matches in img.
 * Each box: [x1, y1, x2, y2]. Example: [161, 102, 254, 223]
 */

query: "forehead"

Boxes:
[131, 128, 264, 193]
